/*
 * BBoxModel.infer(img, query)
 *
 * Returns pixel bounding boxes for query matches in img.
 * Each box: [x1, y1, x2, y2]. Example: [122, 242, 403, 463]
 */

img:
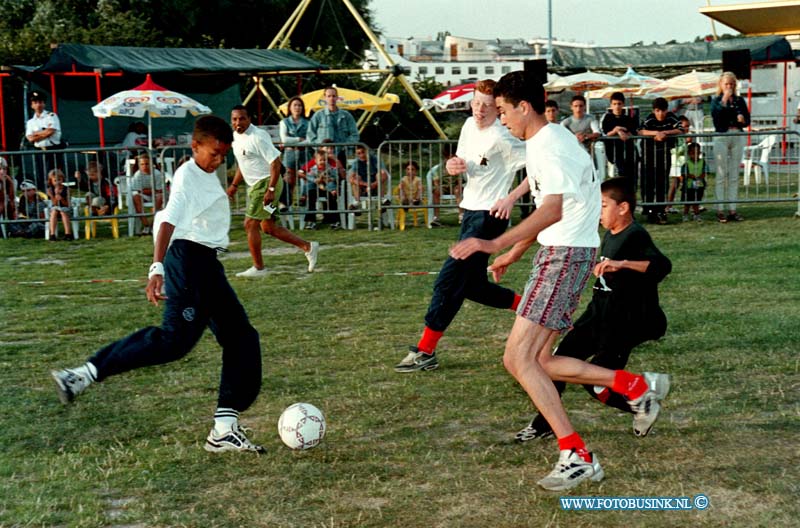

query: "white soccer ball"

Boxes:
[278, 403, 326, 450]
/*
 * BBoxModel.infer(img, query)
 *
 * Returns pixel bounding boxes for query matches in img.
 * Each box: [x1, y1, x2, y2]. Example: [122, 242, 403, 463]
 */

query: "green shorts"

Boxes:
[245, 177, 283, 220]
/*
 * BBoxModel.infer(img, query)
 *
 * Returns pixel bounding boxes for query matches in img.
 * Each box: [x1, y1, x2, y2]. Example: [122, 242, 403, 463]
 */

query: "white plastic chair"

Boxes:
[742, 135, 777, 186]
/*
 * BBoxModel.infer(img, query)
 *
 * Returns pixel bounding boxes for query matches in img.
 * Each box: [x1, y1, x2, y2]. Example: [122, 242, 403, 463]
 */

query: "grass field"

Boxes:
[1, 205, 798, 527]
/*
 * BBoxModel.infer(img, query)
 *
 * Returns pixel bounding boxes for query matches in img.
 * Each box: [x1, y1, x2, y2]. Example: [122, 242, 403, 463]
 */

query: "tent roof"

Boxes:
[699, 1, 800, 37]
[34, 43, 327, 75]
[550, 35, 794, 74]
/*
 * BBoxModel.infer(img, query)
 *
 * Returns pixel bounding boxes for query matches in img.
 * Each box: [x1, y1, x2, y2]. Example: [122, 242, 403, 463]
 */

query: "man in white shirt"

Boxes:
[451, 71, 662, 492]
[227, 105, 319, 277]
[25, 91, 62, 180]
[51, 116, 268, 454]
[394, 79, 526, 373]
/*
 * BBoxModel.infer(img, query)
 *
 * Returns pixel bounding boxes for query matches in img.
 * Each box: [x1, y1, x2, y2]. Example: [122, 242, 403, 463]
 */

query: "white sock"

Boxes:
[85, 362, 98, 381]
[213, 408, 239, 435]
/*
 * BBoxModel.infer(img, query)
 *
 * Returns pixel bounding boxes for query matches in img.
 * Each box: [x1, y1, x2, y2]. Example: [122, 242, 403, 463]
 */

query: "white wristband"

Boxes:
[148, 262, 164, 280]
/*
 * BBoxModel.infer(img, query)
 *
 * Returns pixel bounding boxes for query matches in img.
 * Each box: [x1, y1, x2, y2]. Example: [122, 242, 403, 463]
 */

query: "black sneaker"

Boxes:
[515, 419, 555, 442]
[429, 217, 442, 227]
[394, 346, 439, 373]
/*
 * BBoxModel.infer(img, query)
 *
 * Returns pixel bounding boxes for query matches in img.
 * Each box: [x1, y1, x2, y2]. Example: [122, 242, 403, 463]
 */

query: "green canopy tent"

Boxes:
[4, 43, 327, 148]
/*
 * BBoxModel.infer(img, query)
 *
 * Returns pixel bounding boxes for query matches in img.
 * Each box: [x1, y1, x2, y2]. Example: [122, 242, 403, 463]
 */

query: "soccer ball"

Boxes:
[278, 403, 326, 450]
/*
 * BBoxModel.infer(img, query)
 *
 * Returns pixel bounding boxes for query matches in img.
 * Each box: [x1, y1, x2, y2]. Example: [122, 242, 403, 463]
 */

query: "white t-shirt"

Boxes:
[232, 124, 281, 187]
[526, 124, 600, 248]
[456, 118, 526, 211]
[25, 111, 62, 148]
[154, 159, 230, 250]
[131, 168, 165, 192]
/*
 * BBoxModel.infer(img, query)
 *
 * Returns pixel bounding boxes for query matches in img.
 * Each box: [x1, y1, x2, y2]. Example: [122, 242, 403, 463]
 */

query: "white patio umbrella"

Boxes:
[91, 74, 212, 149]
[638, 70, 721, 99]
[587, 67, 662, 99]
[544, 71, 620, 93]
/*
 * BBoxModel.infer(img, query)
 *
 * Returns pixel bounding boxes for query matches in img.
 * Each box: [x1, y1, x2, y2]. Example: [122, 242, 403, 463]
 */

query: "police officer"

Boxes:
[25, 91, 63, 183]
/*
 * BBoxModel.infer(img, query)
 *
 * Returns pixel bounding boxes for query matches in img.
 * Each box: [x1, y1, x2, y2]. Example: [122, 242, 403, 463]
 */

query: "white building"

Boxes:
[366, 35, 594, 85]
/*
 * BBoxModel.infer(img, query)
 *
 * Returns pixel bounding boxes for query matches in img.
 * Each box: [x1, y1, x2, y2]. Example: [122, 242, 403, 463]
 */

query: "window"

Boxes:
[501, 66, 511, 74]
[485, 66, 494, 75]
[435, 67, 445, 74]
[468, 67, 478, 75]
[418, 66, 428, 75]
[452, 67, 461, 75]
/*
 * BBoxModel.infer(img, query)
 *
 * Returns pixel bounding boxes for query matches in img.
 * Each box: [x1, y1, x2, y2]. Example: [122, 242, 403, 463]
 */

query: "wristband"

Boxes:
[148, 262, 164, 280]
[268, 186, 276, 192]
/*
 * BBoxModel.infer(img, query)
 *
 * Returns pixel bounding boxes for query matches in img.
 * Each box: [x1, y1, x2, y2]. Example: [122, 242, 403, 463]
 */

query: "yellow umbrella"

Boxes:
[279, 88, 400, 116]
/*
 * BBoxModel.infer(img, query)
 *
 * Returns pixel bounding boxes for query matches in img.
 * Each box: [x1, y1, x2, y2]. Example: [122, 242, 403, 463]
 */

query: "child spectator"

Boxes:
[303, 148, 341, 229]
[76, 160, 116, 216]
[666, 116, 692, 214]
[0, 157, 16, 222]
[638, 97, 683, 224]
[399, 160, 423, 210]
[131, 152, 166, 235]
[426, 145, 460, 227]
[544, 100, 560, 124]
[46, 169, 74, 240]
[561, 95, 601, 152]
[347, 145, 390, 207]
[681, 142, 707, 222]
[11, 180, 46, 238]
[600, 91, 639, 183]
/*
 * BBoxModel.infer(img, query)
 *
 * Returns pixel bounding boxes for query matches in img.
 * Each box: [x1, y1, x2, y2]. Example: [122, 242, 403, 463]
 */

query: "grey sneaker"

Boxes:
[515, 420, 555, 442]
[644, 372, 671, 401]
[51, 368, 92, 404]
[629, 390, 661, 437]
[394, 346, 439, 373]
[305, 241, 319, 273]
[204, 424, 265, 454]
[537, 449, 604, 491]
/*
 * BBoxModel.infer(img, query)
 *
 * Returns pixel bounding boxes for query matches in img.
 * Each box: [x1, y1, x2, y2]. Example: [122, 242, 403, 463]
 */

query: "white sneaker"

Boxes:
[644, 372, 671, 401]
[51, 368, 93, 404]
[537, 449, 604, 491]
[305, 241, 319, 273]
[236, 266, 268, 278]
[629, 390, 661, 437]
[204, 424, 264, 454]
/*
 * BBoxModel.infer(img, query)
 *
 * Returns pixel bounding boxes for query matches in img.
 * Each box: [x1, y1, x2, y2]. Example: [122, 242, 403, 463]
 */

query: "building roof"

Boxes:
[550, 35, 794, 75]
[699, 1, 800, 37]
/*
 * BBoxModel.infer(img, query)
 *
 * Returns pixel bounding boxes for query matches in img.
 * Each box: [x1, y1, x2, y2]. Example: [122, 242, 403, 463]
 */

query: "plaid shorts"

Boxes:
[517, 245, 597, 332]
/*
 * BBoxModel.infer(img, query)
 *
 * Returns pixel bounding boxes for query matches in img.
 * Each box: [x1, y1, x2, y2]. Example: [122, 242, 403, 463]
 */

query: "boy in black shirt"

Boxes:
[601, 92, 639, 184]
[638, 97, 684, 224]
[516, 177, 672, 442]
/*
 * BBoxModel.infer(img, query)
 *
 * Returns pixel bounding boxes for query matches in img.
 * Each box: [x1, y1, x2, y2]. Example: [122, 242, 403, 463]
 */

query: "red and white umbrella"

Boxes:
[91, 74, 212, 149]
[421, 82, 476, 112]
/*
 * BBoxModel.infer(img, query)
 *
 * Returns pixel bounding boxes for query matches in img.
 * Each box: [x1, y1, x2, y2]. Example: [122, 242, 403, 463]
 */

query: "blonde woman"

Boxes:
[710, 72, 750, 222]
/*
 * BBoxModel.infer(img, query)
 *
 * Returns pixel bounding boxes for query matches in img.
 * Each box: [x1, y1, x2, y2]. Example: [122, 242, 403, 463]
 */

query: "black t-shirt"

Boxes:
[600, 111, 639, 163]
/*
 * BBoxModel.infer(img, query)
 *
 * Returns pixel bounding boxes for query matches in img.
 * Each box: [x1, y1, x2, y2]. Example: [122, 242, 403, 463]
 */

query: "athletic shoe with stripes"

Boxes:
[537, 449, 604, 491]
[515, 420, 555, 442]
[204, 424, 265, 454]
[394, 346, 439, 373]
[629, 390, 661, 437]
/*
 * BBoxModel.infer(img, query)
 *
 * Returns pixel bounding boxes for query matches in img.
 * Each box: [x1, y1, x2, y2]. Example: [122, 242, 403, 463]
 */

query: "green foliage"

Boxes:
[0, 204, 798, 526]
[0, 0, 376, 66]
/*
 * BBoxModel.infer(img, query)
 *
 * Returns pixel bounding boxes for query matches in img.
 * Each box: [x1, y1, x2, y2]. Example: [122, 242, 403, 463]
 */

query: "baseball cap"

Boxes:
[29, 91, 46, 102]
[20, 180, 37, 191]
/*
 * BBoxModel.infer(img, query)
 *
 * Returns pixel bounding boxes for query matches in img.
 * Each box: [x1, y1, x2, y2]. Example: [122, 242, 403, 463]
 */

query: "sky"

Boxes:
[368, 0, 750, 47]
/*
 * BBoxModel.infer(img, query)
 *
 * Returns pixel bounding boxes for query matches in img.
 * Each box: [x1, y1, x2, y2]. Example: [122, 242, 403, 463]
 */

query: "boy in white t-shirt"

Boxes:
[394, 79, 526, 373]
[451, 72, 662, 491]
[51, 116, 267, 454]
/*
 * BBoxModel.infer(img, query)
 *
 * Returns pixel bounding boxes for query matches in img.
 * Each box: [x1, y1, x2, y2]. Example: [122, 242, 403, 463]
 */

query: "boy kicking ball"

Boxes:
[52, 116, 266, 454]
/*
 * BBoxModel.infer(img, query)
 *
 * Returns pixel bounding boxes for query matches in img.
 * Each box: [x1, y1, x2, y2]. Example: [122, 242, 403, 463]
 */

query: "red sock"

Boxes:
[510, 293, 522, 311]
[612, 370, 648, 400]
[557, 432, 591, 462]
[416, 327, 443, 355]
